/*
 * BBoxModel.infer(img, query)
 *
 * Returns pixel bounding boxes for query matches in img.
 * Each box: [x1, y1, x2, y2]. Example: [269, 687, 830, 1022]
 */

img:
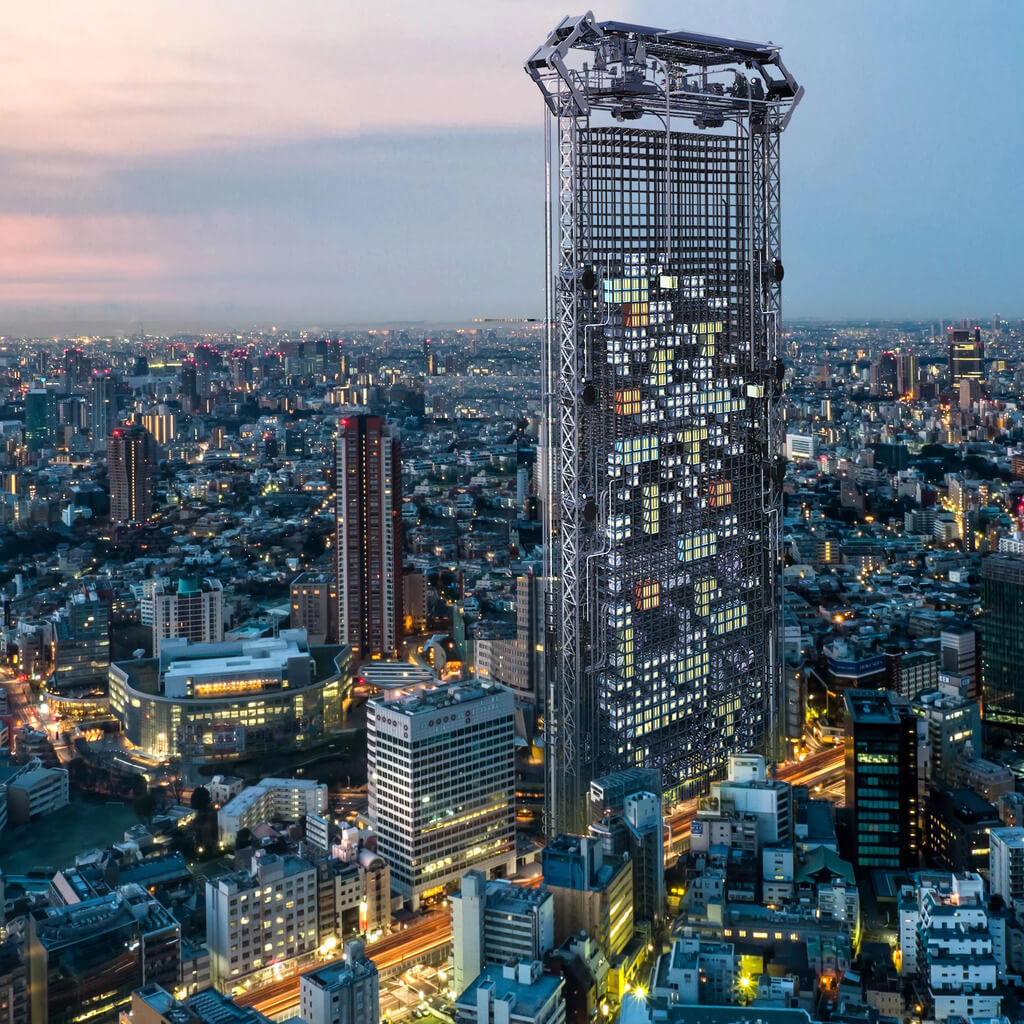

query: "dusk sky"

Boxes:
[2, 0, 1022, 331]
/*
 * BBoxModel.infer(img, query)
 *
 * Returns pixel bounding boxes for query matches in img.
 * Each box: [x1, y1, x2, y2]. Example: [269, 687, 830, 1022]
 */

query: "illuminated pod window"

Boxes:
[642, 486, 660, 535]
[634, 580, 660, 611]
[608, 515, 632, 543]
[678, 530, 716, 563]
[712, 601, 748, 635]
[695, 578, 718, 617]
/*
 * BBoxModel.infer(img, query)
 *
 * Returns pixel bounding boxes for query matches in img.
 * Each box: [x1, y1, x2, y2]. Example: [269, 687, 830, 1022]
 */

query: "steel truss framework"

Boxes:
[527, 14, 801, 835]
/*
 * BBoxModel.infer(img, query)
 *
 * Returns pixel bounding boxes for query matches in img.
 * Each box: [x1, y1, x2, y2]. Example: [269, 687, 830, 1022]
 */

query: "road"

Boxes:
[235, 910, 453, 1017]
[667, 746, 845, 845]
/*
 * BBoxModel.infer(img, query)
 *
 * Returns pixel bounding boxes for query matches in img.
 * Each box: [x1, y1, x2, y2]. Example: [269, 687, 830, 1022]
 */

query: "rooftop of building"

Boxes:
[455, 961, 561, 1017]
[370, 678, 506, 717]
[32, 883, 177, 948]
[301, 949, 377, 989]
[846, 689, 907, 724]
[220, 778, 325, 816]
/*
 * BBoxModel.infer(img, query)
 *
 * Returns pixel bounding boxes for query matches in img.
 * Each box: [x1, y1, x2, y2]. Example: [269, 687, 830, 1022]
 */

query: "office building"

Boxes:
[989, 827, 1024, 907]
[107, 424, 156, 524]
[290, 571, 337, 645]
[924, 785, 1000, 874]
[51, 587, 109, 696]
[144, 576, 224, 656]
[910, 689, 980, 780]
[129, 983, 273, 1023]
[368, 680, 516, 908]
[897, 872, 1000, 1020]
[699, 753, 793, 848]
[336, 414, 403, 660]
[217, 777, 328, 845]
[590, 768, 665, 929]
[88, 370, 113, 451]
[206, 850, 318, 992]
[474, 567, 544, 706]
[4, 759, 69, 826]
[454, 960, 565, 1024]
[526, 16, 801, 832]
[299, 940, 379, 1024]
[0, 935, 27, 1024]
[27, 883, 179, 1024]
[24, 387, 56, 452]
[451, 871, 555, 998]
[542, 834, 633, 958]
[109, 630, 348, 761]
[948, 326, 984, 386]
[844, 690, 920, 868]
[981, 553, 1024, 739]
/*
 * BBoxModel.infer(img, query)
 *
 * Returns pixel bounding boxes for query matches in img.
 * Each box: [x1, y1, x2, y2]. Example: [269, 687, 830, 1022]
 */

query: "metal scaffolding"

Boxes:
[526, 14, 802, 836]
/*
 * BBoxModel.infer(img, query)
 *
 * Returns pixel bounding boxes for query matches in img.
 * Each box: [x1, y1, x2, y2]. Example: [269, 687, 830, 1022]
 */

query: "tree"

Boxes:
[190, 785, 212, 813]
[133, 792, 157, 824]
[235, 827, 253, 850]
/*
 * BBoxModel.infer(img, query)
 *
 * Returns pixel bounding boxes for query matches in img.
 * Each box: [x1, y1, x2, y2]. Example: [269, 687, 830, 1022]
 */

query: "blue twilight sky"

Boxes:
[0, 0, 1021, 331]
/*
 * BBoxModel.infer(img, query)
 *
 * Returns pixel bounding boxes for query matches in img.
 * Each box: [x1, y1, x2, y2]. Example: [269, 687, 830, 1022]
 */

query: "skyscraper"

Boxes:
[336, 414, 403, 660]
[948, 326, 984, 387]
[144, 576, 225, 656]
[24, 387, 56, 453]
[107, 424, 156, 524]
[844, 689, 920, 869]
[88, 370, 113, 451]
[981, 552, 1024, 741]
[526, 17, 801, 832]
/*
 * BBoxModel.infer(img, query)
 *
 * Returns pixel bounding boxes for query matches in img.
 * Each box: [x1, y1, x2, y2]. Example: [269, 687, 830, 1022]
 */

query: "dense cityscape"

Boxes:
[1, 10, 1022, 1024]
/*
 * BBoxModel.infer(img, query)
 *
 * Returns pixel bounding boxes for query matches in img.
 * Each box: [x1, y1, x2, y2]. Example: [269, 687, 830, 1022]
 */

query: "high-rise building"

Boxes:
[541, 833, 634, 958]
[27, 883, 180, 1024]
[451, 871, 555, 998]
[24, 388, 56, 453]
[290, 571, 337, 645]
[107, 424, 156, 524]
[206, 851, 318, 992]
[526, 16, 802, 832]
[845, 690, 920, 868]
[981, 553, 1024, 741]
[51, 587, 110, 695]
[336, 415, 403, 660]
[474, 566, 544, 706]
[948, 326, 984, 386]
[367, 680, 516, 909]
[299, 940, 379, 1024]
[88, 370, 113, 452]
[989, 826, 1024, 907]
[144, 577, 224, 656]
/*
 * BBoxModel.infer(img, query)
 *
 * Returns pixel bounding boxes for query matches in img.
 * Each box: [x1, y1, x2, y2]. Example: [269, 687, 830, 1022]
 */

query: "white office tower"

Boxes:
[454, 960, 566, 1024]
[452, 870, 555, 998]
[897, 872, 1001, 1021]
[990, 827, 1024, 908]
[368, 680, 516, 909]
[205, 850, 318, 991]
[300, 939, 379, 1024]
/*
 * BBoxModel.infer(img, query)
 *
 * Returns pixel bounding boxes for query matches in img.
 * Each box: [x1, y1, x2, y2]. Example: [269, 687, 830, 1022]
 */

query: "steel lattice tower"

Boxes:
[525, 15, 802, 835]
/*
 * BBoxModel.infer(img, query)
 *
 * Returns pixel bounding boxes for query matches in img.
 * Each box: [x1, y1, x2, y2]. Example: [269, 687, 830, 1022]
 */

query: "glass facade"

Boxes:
[981, 553, 1024, 738]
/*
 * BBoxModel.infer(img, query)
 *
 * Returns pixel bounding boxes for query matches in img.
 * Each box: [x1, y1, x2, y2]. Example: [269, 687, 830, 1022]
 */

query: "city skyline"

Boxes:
[1, 0, 1022, 332]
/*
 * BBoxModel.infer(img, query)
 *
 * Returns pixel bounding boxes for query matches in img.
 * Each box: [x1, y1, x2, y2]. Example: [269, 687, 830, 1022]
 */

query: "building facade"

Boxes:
[845, 690, 920, 868]
[981, 552, 1024, 739]
[299, 940, 379, 1024]
[107, 424, 156, 524]
[526, 16, 801, 832]
[290, 571, 337, 646]
[336, 414, 403, 660]
[948, 326, 984, 387]
[206, 851, 318, 992]
[368, 680, 516, 909]
[144, 576, 224, 656]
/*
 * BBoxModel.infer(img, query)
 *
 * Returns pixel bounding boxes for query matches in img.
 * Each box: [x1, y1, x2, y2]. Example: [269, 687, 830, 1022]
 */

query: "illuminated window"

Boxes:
[634, 580, 660, 611]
